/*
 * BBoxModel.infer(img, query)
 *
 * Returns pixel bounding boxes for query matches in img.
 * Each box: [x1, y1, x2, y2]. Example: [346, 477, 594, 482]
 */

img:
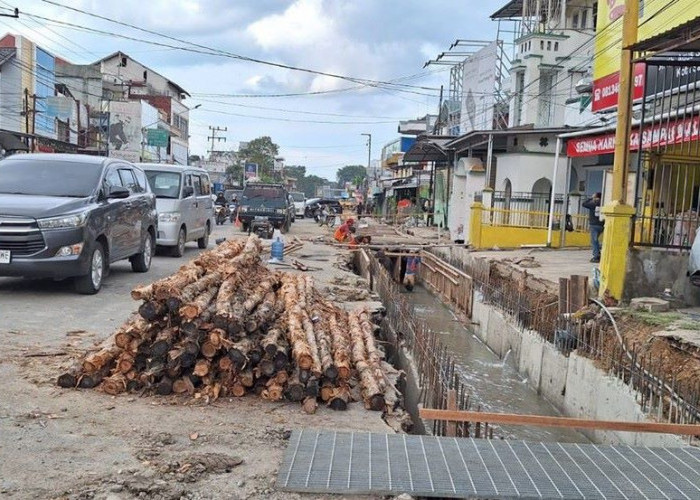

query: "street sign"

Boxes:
[146, 128, 169, 147]
[245, 162, 258, 179]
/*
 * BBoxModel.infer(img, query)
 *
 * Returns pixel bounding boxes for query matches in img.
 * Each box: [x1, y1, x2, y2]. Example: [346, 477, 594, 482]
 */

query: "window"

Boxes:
[133, 168, 148, 193]
[572, 13, 579, 29]
[143, 70, 148, 81]
[198, 175, 211, 195]
[120, 56, 127, 67]
[537, 70, 557, 126]
[547, 41, 552, 51]
[191, 174, 202, 196]
[554, 42, 559, 51]
[104, 169, 123, 189]
[581, 9, 588, 29]
[540, 40, 544, 50]
[118, 168, 139, 193]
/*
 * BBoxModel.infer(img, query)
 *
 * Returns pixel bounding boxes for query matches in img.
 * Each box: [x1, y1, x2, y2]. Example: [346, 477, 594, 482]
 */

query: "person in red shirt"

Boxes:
[334, 218, 355, 243]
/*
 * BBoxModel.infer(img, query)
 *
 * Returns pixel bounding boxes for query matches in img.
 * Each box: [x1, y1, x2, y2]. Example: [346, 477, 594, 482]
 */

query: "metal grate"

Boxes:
[278, 429, 700, 499]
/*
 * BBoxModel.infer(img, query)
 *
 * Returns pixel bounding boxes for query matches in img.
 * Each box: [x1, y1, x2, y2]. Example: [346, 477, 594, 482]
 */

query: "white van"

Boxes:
[138, 164, 214, 257]
[290, 191, 306, 217]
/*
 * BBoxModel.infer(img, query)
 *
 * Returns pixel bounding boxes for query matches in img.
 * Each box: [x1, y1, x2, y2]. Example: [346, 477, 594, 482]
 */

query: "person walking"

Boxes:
[583, 192, 604, 263]
[403, 252, 421, 292]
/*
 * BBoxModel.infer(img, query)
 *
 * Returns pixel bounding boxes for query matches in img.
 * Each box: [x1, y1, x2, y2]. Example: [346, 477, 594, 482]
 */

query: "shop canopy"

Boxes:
[0, 131, 28, 152]
[402, 135, 454, 163]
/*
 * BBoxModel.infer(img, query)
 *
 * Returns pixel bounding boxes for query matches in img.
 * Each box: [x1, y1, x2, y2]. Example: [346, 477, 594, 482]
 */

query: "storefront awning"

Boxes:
[630, 15, 700, 55]
[402, 135, 454, 163]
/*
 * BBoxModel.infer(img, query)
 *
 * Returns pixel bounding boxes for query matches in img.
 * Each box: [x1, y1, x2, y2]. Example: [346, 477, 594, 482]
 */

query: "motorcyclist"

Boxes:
[215, 192, 227, 206]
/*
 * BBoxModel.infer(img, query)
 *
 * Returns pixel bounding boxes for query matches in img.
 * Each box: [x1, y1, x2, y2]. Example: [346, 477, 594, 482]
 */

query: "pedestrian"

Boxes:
[403, 252, 421, 292]
[356, 201, 364, 218]
[582, 192, 604, 263]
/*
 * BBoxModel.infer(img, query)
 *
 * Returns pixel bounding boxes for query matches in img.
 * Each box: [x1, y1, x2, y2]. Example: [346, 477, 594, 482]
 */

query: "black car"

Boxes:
[238, 183, 292, 233]
[0, 154, 158, 294]
[304, 199, 343, 218]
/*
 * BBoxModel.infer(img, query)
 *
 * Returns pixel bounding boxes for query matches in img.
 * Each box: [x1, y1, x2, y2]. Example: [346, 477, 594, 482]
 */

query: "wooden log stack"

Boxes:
[58, 236, 396, 413]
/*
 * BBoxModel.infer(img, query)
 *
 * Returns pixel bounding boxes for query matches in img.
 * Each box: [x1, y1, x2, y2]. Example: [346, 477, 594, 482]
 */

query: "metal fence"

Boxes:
[428, 247, 700, 427]
[358, 250, 494, 438]
[483, 191, 590, 233]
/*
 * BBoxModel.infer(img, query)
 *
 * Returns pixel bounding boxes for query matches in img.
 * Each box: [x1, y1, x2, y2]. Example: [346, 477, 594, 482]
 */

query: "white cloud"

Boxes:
[245, 75, 264, 88]
[247, 0, 334, 50]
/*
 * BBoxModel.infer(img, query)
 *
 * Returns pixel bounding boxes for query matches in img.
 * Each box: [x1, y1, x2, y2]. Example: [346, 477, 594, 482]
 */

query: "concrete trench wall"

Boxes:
[471, 294, 686, 446]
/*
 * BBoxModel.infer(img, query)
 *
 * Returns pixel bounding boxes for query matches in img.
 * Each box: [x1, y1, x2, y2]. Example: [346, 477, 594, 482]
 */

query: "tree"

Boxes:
[238, 136, 279, 180]
[297, 174, 330, 198]
[336, 165, 366, 188]
[285, 165, 306, 181]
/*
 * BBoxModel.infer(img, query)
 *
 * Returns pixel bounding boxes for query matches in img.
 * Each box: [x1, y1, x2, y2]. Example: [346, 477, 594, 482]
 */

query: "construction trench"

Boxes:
[4, 220, 700, 499]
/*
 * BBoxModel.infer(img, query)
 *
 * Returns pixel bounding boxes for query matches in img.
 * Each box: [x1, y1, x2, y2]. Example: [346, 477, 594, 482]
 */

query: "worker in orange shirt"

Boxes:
[334, 218, 355, 243]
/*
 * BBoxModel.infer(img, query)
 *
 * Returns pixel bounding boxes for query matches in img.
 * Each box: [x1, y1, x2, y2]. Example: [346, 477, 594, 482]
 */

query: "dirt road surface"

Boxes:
[0, 220, 392, 499]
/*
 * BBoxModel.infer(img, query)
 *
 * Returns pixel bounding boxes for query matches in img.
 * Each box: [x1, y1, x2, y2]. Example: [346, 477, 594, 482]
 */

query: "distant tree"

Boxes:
[238, 136, 279, 179]
[336, 165, 366, 187]
[188, 154, 201, 165]
[298, 174, 330, 198]
[285, 165, 307, 180]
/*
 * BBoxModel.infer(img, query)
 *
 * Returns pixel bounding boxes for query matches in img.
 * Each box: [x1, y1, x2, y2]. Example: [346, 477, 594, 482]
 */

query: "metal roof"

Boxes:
[279, 429, 700, 499]
[403, 135, 455, 163]
[491, 0, 524, 19]
[631, 15, 700, 55]
[447, 127, 580, 153]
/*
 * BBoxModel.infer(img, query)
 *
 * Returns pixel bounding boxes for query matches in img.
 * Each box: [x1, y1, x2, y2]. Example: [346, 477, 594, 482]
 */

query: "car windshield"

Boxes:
[242, 186, 286, 208]
[291, 192, 305, 202]
[0, 158, 102, 197]
[145, 171, 181, 199]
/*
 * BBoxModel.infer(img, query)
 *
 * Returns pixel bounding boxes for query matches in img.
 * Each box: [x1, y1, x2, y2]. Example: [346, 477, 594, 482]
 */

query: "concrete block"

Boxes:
[539, 343, 568, 408]
[630, 297, 670, 312]
[518, 330, 544, 391]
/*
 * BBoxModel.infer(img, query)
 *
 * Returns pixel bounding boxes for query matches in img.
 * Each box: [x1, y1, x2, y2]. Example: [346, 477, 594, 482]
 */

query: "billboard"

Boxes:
[593, 0, 700, 112]
[460, 42, 498, 133]
[107, 101, 141, 162]
[244, 162, 258, 179]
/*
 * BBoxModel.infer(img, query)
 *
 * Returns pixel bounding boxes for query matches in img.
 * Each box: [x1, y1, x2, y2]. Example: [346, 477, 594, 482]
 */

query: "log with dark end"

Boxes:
[155, 377, 173, 395]
[329, 392, 349, 411]
[138, 300, 167, 322]
[367, 393, 386, 412]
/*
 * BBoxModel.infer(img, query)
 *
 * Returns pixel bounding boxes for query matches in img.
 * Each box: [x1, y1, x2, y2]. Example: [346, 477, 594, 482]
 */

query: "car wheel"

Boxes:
[242, 222, 249, 232]
[131, 231, 154, 272]
[197, 224, 210, 249]
[172, 227, 186, 257]
[75, 242, 105, 295]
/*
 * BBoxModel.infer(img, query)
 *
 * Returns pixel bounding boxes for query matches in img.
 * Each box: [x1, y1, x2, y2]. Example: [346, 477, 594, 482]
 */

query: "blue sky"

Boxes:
[6, 0, 501, 179]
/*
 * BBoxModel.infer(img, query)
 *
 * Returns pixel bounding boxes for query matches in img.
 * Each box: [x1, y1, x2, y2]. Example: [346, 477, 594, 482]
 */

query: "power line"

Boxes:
[35, 0, 443, 96]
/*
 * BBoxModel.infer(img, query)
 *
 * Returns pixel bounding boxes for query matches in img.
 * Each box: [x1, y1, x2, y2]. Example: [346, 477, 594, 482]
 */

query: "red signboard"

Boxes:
[592, 63, 646, 112]
[567, 115, 700, 157]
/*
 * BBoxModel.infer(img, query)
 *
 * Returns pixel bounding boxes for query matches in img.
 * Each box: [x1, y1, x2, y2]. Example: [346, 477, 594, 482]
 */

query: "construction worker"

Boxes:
[334, 218, 355, 243]
[403, 252, 421, 292]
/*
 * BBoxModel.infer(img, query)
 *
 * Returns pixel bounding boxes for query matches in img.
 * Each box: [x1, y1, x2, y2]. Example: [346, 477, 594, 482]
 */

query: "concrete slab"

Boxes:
[630, 297, 671, 312]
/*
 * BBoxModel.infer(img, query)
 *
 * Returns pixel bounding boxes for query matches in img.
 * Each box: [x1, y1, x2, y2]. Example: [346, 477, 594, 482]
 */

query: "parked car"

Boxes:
[290, 191, 306, 218]
[304, 198, 343, 218]
[238, 182, 291, 233]
[0, 154, 157, 294]
[138, 164, 213, 257]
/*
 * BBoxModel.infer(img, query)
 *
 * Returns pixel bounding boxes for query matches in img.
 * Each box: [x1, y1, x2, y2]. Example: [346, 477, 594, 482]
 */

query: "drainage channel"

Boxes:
[409, 284, 588, 443]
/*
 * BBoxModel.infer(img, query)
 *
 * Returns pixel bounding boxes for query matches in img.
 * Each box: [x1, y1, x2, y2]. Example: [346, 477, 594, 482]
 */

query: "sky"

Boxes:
[5, 0, 500, 179]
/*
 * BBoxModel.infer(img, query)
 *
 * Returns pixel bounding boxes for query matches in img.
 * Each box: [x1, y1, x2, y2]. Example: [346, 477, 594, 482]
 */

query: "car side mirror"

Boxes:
[183, 186, 194, 198]
[107, 185, 130, 199]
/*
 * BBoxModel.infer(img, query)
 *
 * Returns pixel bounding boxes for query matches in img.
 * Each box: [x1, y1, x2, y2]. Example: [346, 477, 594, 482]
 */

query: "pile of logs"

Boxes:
[58, 236, 396, 413]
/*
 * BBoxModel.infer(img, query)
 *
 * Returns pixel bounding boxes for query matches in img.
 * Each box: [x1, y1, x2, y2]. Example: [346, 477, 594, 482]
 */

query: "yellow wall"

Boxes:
[472, 225, 590, 250]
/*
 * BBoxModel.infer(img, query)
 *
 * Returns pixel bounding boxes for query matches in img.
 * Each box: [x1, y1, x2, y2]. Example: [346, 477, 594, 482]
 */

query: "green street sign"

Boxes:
[146, 128, 169, 147]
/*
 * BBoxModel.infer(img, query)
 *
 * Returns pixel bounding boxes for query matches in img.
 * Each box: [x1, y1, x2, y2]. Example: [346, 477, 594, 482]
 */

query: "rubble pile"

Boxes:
[58, 236, 400, 413]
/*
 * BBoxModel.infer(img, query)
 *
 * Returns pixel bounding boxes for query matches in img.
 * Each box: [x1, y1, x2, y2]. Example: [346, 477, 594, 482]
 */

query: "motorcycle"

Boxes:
[215, 204, 229, 225]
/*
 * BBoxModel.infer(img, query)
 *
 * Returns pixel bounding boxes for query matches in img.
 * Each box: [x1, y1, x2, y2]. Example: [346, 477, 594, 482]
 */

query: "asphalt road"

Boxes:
[0, 223, 242, 349]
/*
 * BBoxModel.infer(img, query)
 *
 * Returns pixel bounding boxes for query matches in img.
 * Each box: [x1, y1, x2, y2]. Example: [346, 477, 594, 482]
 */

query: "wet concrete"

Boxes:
[409, 285, 588, 443]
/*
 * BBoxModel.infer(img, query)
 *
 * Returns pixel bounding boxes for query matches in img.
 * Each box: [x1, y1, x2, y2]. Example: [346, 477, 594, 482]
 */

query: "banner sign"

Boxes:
[592, 63, 646, 112]
[567, 115, 700, 157]
[592, 0, 700, 112]
[244, 162, 258, 179]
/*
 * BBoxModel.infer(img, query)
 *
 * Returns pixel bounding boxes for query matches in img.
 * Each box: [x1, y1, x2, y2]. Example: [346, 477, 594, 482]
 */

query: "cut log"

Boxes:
[131, 283, 154, 301]
[116, 352, 135, 374]
[259, 358, 276, 377]
[200, 341, 218, 359]
[138, 300, 167, 322]
[179, 286, 220, 321]
[173, 376, 195, 395]
[285, 370, 305, 402]
[229, 338, 254, 368]
[57, 362, 82, 388]
[155, 377, 173, 395]
[230, 381, 246, 397]
[328, 386, 350, 411]
[239, 368, 255, 388]
[302, 396, 318, 414]
[193, 359, 211, 378]
[149, 327, 178, 359]
[329, 310, 352, 380]
[82, 347, 120, 375]
[102, 373, 127, 395]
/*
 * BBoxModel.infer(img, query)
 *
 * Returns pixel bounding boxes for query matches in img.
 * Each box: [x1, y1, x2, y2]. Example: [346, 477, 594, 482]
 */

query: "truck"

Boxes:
[238, 182, 292, 235]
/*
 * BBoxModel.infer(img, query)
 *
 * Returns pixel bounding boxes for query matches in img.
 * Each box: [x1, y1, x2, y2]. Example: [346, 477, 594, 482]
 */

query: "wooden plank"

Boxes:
[446, 390, 457, 437]
[569, 274, 588, 312]
[559, 278, 569, 315]
[419, 408, 700, 435]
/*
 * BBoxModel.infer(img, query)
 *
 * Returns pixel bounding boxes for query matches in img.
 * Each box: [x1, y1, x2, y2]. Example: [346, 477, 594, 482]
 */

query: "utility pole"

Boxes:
[207, 126, 227, 158]
[361, 133, 372, 209]
[598, 0, 639, 301]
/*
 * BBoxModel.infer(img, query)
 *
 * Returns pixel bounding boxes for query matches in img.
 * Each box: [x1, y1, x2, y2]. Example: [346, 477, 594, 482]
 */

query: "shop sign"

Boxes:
[567, 115, 700, 157]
